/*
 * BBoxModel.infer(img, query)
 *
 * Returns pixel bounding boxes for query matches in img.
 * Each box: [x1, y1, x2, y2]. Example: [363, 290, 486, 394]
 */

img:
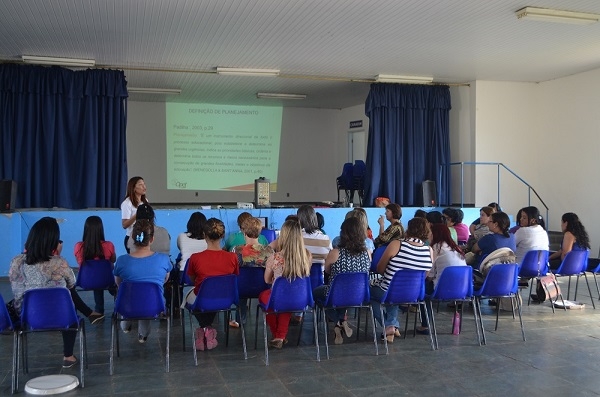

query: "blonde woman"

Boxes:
[259, 220, 312, 349]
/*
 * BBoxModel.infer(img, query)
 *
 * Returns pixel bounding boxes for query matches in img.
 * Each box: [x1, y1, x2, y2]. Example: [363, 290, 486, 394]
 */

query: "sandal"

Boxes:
[334, 325, 344, 345]
[268, 338, 284, 349]
[340, 320, 353, 338]
[385, 325, 395, 343]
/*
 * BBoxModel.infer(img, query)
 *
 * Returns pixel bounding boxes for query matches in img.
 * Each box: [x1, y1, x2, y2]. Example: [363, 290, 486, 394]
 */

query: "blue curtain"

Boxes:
[364, 83, 451, 207]
[0, 64, 128, 209]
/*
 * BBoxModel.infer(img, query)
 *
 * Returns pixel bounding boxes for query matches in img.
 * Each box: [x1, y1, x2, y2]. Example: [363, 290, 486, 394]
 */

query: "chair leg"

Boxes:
[312, 308, 320, 362]
[109, 315, 115, 375]
[427, 301, 438, 350]
[475, 298, 486, 345]
[527, 280, 534, 306]
[166, 317, 170, 372]
[593, 273, 600, 307]
[472, 299, 482, 347]
[368, 306, 379, 356]
[582, 273, 596, 309]
[380, 306, 389, 355]
[254, 305, 260, 350]
[516, 294, 526, 342]
[420, 303, 435, 351]
[263, 312, 270, 366]
[190, 313, 198, 366]
[79, 327, 85, 388]
[225, 311, 230, 347]
[494, 297, 500, 331]
[321, 307, 330, 360]
[239, 311, 248, 360]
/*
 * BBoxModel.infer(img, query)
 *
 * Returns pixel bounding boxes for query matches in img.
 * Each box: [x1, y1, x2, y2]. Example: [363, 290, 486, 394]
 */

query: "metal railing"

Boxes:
[440, 161, 549, 224]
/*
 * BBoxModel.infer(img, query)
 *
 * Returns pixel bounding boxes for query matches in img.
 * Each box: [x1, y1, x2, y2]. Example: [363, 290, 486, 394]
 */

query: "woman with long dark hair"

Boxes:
[428, 223, 466, 290]
[549, 212, 590, 269]
[74, 215, 117, 314]
[9, 217, 104, 368]
[514, 206, 549, 263]
[313, 217, 371, 345]
[121, 176, 148, 251]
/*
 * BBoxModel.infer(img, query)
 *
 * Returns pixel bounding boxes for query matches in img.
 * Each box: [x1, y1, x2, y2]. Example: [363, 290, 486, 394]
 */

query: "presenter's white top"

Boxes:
[121, 197, 137, 237]
[514, 225, 549, 264]
[302, 230, 332, 264]
[177, 232, 208, 270]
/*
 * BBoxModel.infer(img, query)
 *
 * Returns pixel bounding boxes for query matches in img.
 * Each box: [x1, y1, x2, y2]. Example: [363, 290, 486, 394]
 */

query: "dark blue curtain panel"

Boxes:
[0, 64, 128, 209]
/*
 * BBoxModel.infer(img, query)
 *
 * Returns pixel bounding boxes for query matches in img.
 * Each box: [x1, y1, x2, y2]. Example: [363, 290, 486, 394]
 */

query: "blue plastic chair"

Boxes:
[238, 266, 269, 324]
[473, 264, 524, 344]
[517, 250, 550, 306]
[370, 245, 387, 274]
[589, 260, 600, 308]
[310, 263, 324, 291]
[75, 259, 116, 314]
[373, 270, 434, 354]
[352, 160, 366, 206]
[553, 250, 595, 309]
[260, 229, 277, 243]
[314, 272, 377, 359]
[110, 281, 169, 374]
[0, 293, 19, 394]
[255, 276, 320, 365]
[21, 288, 86, 387]
[184, 274, 248, 365]
[426, 266, 481, 350]
[336, 162, 354, 203]
[174, 259, 195, 340]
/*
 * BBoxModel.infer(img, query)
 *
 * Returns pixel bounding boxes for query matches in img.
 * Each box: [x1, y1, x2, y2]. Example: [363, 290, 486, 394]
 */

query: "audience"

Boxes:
[224, 212, 268, 251]
[260, 220, 311, 349]
[514, 206, 549, 263]
[9, 217, 104, 368]
[185, 218, 239, 351]
[127, 204, 171, 256]
[114, 219, 172, 344]
[331, 209, 375, 253]
[471, 212, 516, 269]
[177, 211, 208, 271]
[548, 212, 590, 269]
[374, 203, 405, 248]
[313, 217, 371, 344]
[443, 208, 469, 245]
[371, 218, 433, 343]
[73, 215, 117, 315]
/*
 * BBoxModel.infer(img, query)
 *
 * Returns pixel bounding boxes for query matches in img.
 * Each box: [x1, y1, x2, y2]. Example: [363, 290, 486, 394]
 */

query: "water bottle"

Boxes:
[452, 311, 461, 335]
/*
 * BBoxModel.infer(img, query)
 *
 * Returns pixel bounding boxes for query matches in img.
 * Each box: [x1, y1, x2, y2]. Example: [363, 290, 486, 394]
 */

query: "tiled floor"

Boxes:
[2, 277, 600, 396]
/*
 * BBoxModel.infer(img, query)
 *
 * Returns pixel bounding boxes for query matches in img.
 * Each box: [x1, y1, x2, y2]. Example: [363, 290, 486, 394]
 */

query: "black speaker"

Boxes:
[0, 180, 17, 213]
[422, 180, 437, 207]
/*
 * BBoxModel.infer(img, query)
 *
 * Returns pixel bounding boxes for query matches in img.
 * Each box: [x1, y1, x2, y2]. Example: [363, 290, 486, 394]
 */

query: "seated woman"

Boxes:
[427, 210, 457, 243]
[469, 202, 502, 236]
[514, 206, 549, 264]
[113, 219, 172, 343]
[9, 217, 103, 368]
[417, 223, 466, 334]
[464, 206, 495, 253]
[371, 218, 433, 343]
[313, 217, 371, 345]
[259, 220, 311, 349]
[231, 216, 274, 327]
[548, 212, 590, 270]
[224, 212, 268, 251]
[331, 209, 375, 254]
[374, 203, 405, 248]
[177, 211, 208, 271]
[73, 215, 117, 315]
[127, 204, 171, 256]
[472, 212, 516, 269]
[443, 208, 469, 245]
[186, 218, 239, 350]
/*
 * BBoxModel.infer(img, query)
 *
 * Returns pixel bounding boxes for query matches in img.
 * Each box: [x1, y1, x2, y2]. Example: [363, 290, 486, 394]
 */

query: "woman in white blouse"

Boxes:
[514, 206, 549, 264]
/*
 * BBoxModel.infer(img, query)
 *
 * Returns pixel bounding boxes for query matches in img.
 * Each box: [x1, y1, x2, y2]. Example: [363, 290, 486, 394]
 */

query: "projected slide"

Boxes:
[166, 103, 282, 191]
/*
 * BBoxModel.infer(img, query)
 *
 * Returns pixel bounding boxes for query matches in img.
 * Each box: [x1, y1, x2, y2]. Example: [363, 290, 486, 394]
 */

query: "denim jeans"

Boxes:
[369, 285, 400, 329]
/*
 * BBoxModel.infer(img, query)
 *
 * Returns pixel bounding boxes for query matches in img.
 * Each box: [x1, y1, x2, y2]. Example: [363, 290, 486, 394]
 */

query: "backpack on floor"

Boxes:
[536, 273, 561, 302]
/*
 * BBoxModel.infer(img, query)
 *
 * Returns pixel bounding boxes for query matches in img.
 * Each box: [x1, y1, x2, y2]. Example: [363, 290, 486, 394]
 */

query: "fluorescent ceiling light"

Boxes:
[257, 92, 306, 100]
[375, 74, 433, 84]
[128, 87, 181, 95]
[22, 55, 95, 67]
[217, 67, 280, 77]
[515, 7, 600, 24]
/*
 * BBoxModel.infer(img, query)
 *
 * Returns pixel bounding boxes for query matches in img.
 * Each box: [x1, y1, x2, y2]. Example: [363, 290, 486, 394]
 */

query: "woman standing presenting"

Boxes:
[121, 176, 148, 252]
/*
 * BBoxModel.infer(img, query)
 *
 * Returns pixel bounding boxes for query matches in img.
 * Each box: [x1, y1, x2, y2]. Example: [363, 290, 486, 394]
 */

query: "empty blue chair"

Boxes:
[553, 250, 595, 309]
[256, 276, 319, 365]
[352, 160, 366, 206]
[314, 272, 377, 358]
[260, 229, 277, 243]
[473, 264, 524, 344]
[238, 266, 270, 325]
[21, 288, 86, 388]
[111, 282, 169, 374]
[517, 250, 550, 306]
[372, 270, 434, 354]
[336, 162, 354, 203]
[426, 266, 481, 350]
[184, 274, 248, 365]
[0, 293, 19, 394]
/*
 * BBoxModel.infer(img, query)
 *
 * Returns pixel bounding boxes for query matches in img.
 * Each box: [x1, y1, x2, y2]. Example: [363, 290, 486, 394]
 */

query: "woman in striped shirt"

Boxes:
[370, 217, 433, 343]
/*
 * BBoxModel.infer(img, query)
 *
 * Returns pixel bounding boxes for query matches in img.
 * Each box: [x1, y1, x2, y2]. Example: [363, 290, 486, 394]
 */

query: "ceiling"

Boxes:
[2, 0, 600, 109]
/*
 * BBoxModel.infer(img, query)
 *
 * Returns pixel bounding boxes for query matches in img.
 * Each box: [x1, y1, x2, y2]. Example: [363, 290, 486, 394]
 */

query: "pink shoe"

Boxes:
[204, 327, 218, 350]
[195, 327, 205, 351]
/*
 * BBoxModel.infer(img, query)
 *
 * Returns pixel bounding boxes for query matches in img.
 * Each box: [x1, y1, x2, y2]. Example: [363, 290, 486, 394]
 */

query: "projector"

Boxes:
[237, 202, 254, 209]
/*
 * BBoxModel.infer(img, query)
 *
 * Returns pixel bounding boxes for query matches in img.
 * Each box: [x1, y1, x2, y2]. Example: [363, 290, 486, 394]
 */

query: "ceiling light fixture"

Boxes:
[256, 92, 306, 100]
[375, 74, 433, 84]
[515, 7, 600, 24]
[128, 87, 182, 95]
[22, 55, 96, 67]
[217, 67, 280, 77]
